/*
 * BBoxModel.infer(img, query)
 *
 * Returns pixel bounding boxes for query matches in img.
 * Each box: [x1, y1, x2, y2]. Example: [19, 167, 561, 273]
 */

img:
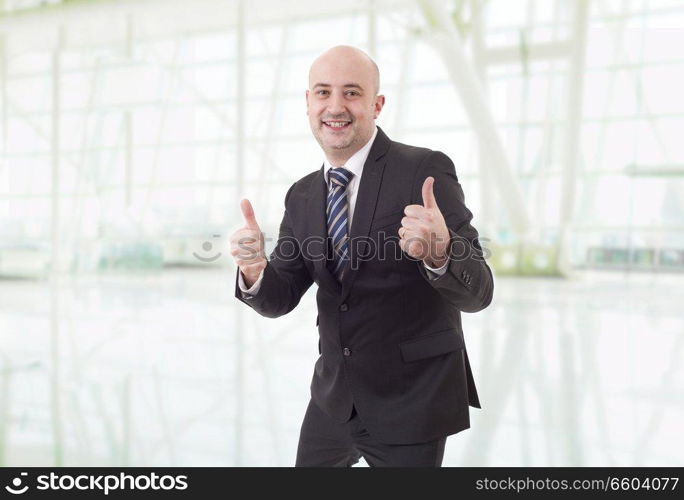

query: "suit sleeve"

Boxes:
[412, 151, 494, 313]
[234, 182, 314, 318]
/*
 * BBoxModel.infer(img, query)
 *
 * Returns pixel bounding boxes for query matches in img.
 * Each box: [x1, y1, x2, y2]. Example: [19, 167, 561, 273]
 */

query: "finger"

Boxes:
[231, 246, 258, 257]
[421, 176, 438, 210]
[231, 234, 260, 255]
[400, 217, 423, 230]
[234, 252, 258, 264]
[399, 227, 413, 241]
[404, 204, 428, 219]
[399, 228, 425, 245]
[404, 236, 428, 259]
[231, 227, 261, 244]
[236, 256, 264, 267]
[400, 238, 420, 258]
[240, 198, 260, 230]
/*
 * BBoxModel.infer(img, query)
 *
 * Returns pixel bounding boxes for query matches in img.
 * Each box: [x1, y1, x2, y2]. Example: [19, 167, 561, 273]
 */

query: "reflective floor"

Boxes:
[0, 269, 682, 466]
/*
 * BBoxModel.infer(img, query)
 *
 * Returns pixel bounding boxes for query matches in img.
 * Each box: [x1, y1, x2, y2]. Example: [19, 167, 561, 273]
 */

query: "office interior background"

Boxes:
[0, 0, 682, 466]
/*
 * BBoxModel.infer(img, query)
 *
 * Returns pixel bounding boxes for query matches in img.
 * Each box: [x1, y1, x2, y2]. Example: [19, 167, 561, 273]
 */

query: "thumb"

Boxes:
[240, 198, 260, 230]
[421, 176, 438, 209]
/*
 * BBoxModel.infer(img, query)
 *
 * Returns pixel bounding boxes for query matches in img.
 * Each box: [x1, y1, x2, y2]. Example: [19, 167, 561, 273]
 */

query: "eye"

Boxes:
[346, 91, 360, 96]
[316, 90, 329, 96]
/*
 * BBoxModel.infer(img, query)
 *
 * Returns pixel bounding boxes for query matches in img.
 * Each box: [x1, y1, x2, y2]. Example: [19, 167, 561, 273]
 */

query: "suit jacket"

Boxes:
[235, 126, 494, 444]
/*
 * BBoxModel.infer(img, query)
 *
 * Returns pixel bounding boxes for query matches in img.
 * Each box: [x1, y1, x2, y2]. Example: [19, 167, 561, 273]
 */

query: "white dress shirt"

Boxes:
[238, 126, 448, 296]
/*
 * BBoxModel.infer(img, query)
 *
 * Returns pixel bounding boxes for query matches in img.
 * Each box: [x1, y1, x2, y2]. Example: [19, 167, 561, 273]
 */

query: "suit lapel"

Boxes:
[340, 127, 391, 301]
[306, 165, 341, 293]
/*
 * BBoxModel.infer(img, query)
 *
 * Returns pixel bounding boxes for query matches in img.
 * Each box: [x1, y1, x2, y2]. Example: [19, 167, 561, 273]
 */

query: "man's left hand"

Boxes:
[399, 176, 450, 268]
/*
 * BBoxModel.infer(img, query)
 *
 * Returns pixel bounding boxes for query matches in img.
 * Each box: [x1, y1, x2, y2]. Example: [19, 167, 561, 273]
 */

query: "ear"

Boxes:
[374, 94, 385, 118]
[305, 89, 310, 115]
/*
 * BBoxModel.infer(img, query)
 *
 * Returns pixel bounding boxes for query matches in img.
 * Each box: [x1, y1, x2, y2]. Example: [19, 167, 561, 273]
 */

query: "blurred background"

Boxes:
[0, 0, 682, 466]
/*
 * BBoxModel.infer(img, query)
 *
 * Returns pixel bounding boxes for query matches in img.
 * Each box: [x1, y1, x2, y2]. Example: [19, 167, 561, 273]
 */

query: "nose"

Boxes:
[327, 91, 346, 115]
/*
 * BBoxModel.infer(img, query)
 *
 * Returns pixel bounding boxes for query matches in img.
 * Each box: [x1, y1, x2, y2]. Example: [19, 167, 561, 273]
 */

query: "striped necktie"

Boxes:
[326, 167, 354, 281]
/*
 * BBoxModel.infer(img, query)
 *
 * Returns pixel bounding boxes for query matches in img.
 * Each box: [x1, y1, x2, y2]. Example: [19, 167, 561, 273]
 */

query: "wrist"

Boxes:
[241, 259, 267, 286]
[425, 255, 448, 268]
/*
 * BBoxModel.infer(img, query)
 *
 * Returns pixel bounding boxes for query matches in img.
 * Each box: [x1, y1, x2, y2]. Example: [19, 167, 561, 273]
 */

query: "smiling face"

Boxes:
[306, 46, 385, 166]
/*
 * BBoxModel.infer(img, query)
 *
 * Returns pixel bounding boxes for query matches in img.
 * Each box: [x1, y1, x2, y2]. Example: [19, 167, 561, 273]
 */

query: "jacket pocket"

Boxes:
[399, 328, 465, 362]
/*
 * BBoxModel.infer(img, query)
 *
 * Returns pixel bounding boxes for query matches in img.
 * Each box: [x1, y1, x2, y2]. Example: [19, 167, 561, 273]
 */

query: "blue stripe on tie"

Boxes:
[326, 167, 353, 280]
[327, 194, 345, 223]
[330, 169, 350, 184]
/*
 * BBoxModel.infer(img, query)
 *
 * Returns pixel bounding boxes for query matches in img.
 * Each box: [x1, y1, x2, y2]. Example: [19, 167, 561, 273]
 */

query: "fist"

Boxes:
[398, 177, 450, 267]
[230, 199, 267, 287]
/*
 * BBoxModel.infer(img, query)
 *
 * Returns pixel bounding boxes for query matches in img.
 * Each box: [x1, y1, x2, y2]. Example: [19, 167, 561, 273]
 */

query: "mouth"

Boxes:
[322, 120, 351, 131]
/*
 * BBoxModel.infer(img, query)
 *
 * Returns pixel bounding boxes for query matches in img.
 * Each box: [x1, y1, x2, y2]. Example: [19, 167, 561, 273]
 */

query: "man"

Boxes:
[230, 45, 493, 467]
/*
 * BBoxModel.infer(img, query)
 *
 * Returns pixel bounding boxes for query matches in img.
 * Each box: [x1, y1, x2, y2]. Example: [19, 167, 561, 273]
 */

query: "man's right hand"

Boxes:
[230, 199, 267, 288]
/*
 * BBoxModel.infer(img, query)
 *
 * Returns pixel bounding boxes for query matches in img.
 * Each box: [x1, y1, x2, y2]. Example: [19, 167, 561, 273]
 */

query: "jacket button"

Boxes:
[339, 303, 348, 312]
[343, 347, 351, 357]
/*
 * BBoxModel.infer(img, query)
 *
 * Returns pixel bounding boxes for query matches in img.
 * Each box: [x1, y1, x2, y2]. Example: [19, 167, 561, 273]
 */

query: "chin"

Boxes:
[326, 138, 353, 150]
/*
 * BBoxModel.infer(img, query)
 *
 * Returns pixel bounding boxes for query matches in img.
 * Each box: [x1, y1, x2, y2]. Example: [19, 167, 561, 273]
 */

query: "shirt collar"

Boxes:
[324, 126, 378, 184]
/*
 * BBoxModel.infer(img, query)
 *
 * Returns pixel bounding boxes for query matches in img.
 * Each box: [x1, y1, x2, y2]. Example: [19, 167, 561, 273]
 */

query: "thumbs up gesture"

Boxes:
[230, 199, 267, 287]
[399, 177, 450, 268]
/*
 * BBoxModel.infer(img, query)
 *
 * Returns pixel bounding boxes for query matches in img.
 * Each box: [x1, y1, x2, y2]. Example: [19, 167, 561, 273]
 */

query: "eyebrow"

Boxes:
[312, 83, 364, 91]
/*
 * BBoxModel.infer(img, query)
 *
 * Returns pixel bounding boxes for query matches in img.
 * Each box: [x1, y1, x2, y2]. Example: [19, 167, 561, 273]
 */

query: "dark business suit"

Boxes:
[235, 127, 493, 463]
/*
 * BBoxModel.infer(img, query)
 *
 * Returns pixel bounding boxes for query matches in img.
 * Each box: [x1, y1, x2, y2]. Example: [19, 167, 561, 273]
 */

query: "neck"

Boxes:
[325, 129, 375, 167]
[326, 154, 352, 168]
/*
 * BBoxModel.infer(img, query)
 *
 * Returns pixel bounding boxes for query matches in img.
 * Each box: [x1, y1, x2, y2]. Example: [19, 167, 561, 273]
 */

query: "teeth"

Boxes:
[326, 122, 348, 127]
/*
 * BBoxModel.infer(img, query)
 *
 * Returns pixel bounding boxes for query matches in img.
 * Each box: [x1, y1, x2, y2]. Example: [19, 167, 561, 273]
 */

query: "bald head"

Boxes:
[309, 45, 380, 95]
[306, 45, 386, 166]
